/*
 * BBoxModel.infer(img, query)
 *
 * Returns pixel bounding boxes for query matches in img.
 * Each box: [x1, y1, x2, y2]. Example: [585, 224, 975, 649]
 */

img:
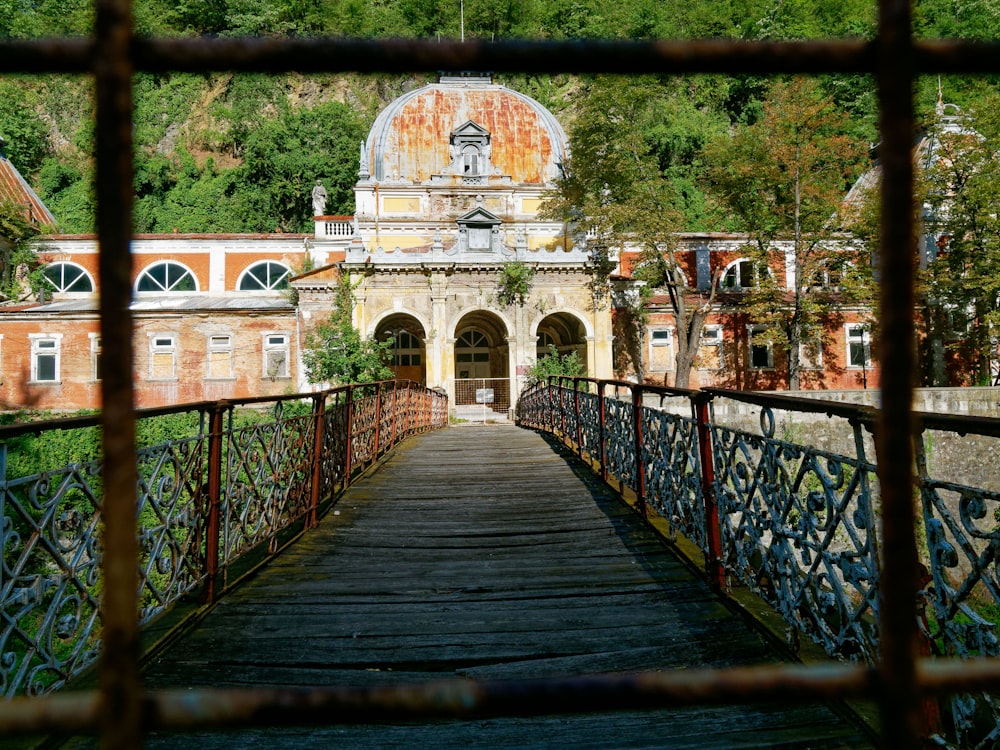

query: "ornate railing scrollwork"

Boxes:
[516, 377, 1000, 747]
[0, 380, 447, 698]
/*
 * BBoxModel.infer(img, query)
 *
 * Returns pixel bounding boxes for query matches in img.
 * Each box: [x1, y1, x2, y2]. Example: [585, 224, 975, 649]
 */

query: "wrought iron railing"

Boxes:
[517, 377, 1000, 747]
[0, 381, 447, 698]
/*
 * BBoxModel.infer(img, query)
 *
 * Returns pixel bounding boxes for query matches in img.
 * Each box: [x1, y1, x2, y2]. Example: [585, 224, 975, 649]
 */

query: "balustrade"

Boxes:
[0, 381, 446, 697]
[517, 377, 1000, 748]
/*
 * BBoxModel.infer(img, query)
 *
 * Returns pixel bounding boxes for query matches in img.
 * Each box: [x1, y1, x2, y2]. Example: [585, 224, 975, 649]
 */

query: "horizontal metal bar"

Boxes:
[0, 37, 998, 75]
[0, 663, 880, 736]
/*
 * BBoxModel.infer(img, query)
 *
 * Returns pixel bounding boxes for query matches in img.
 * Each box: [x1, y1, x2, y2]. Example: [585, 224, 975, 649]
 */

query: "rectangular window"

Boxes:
[748, 327, 773, 370]
[30, 334, 62, 383]
[263, 333, 290, 379]
[696, 325, 723, 370]
[207, 334, 233, 379]
[149, 333, 177, 380]
[846, 324, 871, 368]
[799, 338, 823, 370]
[90, 334, 102, 381]
[648, 328, 673, 372]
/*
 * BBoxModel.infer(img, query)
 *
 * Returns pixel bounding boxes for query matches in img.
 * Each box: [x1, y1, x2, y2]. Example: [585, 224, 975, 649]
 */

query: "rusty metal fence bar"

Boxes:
[0, 0, 995, 745]
[0, 382, 446, 702]
[517, 377, 1000, 746]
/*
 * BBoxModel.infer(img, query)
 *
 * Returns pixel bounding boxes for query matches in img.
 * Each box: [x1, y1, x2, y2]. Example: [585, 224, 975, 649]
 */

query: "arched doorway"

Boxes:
[535, 312, 589, 374]
[453, 311, 510, 420]
[375, 314, 426, 384]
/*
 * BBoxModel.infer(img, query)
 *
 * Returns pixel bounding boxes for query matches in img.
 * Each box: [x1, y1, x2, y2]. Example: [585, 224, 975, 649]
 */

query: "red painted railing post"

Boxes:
[344, 385, 355, 488]
[632, 384, 646, 518]
[374, 381, 383, 462]
[598, 381, 608, 484]
[202, 402, 226, 604]
[307, 392, 326, 529]
[695, 393, 725, 591]
[574, 378, 583, 461]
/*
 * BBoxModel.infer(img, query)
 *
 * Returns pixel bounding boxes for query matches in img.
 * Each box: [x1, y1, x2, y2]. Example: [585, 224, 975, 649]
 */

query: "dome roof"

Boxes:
[364, 75, 568, 186]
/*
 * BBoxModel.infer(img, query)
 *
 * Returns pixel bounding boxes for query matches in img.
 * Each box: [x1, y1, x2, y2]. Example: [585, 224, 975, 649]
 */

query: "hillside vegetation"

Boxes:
[0, 0, 996, 234]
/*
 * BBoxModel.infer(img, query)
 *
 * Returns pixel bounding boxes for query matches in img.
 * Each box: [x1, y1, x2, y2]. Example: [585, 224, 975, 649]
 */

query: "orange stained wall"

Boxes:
[0, 311, 300, 412]
[376, 87, 556, 185]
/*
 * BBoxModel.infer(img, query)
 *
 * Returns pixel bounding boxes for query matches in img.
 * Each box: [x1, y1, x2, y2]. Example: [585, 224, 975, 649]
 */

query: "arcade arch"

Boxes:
[535, 312, 589, 373]
[374, 313, 426, 384]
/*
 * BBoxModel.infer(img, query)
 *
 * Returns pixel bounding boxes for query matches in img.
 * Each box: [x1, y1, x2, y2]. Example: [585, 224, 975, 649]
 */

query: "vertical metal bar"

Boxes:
[598, 381, 608, 485]
[695, 394, 725, 591]
[876, 0, 921, 745]
[94, 0, 139, 746]
[632, 384, 646, 518]
[308, 393, 326, 529]
[574, 378, 583, 460]
[373, 382, 383, 463]
[203, 403, 225, 603]
[344, 385, 355, 484]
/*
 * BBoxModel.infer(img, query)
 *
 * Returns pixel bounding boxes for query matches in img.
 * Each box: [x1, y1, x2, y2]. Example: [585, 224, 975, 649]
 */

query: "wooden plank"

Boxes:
[131, 425, 873, 748]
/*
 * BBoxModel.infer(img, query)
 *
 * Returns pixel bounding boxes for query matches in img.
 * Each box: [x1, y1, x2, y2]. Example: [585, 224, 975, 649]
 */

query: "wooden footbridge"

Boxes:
[10, 380, 1000, 747]
[129, 425, 869, 748]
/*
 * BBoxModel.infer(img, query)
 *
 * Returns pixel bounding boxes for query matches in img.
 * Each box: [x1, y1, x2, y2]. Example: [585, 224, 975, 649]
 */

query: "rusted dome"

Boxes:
[364, 74, 569, 185]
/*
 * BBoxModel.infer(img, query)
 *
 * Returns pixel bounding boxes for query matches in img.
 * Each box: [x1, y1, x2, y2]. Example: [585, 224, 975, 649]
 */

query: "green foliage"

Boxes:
[704, 77, 872, 388]
[302, 273, 394, 385]
[495, 261, 535, 306]
[921, 91, 1000, 385]
[0, 199, 41, 302]
[529, 344, 585, 382]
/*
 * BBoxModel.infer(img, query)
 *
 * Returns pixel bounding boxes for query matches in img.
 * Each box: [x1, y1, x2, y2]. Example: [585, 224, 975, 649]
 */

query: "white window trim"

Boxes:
[42, 261, 96, 295]
[697, 325, 724, 371]
[647, 327, 675, 372]
[845, 324, 872, 369]
[89, 333, 102, 382]
[747, 326, 774, 371]
[798, 338, 823, 370]
[236, 261, 292, 292]
[263, 332, 291, 380]
[206, 333, 235, 380]
[29, 333, 63, 384]
[135, 261, 199, 294]
[148, 332, 179, 381]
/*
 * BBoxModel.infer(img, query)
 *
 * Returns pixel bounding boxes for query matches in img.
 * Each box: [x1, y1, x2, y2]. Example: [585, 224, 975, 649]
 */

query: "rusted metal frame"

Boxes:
[632, 384, 647, 518]
[700, 386, 878, 427]
[307, 392, 327, 530]
[875, 0, 922, 746]
[0, 37, 995, 77]
[693, 392, 725, 591]
[344, 384, 355, 482]
[598, 381, 608, 485]
[573, 378, 584, 461]
[372, 382, 383, 462]
[0, 662, 879, 736]
[201, 402, 227, 604]
[93, 0, 140, 745]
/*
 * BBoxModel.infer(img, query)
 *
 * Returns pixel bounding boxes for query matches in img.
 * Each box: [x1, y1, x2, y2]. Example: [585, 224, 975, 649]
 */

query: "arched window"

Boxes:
[238, 261, 291, 291]
[42, 262, 94, 293]
[720, 258, 766, 291]
[135, 261, 198, 293]
[462, 145, 481, 176]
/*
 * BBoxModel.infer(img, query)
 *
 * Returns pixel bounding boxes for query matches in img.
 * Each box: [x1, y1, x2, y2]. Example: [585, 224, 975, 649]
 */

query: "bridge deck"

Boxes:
[137, 426, 872, 748]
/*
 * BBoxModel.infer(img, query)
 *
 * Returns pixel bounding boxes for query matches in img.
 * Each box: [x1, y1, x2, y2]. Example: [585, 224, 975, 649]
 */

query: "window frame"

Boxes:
[262, 332, 291, 380]
[135, 260, 199, 294]
[148, 332, 178, 381]
[237, 261, 292, 292]
[845, 323, 872, 369]
[42, 261, 95, 294]
[747, 326, 774, 371]
[29, 333, 62, 384]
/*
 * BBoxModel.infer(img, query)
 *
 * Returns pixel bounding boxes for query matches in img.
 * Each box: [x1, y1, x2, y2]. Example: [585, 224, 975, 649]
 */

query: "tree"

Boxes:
[705, 77, 870, 389]
[920, 93, 1000, 385]
[544, 75, 724, 387]
[0, 199, 41, 302]
[302, 272, 394, 386]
